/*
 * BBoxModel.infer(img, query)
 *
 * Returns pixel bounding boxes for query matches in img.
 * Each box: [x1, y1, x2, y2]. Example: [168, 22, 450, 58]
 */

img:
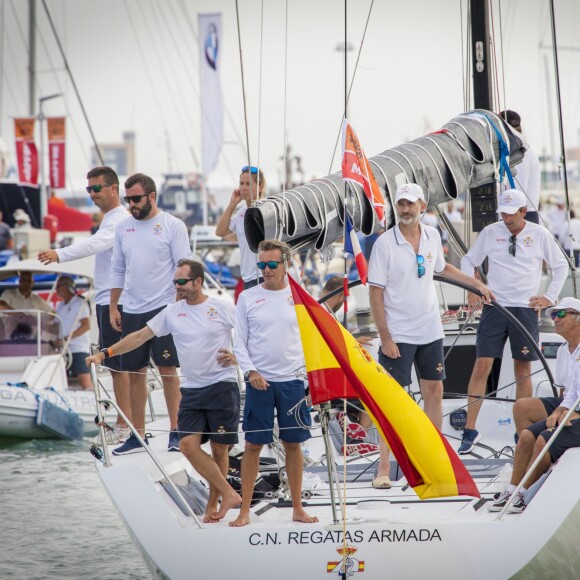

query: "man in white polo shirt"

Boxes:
[459, 188, 568, 454]
[87, 259, 242, 522]
[368, 183, 492, 488]
[109, 173, 191, 455]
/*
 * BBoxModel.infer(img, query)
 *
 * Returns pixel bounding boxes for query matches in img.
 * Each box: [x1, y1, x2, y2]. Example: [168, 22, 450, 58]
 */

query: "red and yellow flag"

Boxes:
[290, 277, 479, 500]
[341, 120, 385, 224]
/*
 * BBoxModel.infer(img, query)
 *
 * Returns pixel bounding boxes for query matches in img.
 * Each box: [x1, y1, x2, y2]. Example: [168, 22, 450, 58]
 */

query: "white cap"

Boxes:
[395, 183, 425, 203]
[497, 189, 526, 215]
[546, 297, 580, 317]
[13, 208, 30, 223]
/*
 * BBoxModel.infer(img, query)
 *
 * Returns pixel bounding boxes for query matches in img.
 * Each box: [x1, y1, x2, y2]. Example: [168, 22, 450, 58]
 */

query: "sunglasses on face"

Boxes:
[86, 184, 113, 194]
[257, 261, 283, 271]
[508, 235, 517, 257]
[550, 310, 577, 320]
[241, 165, 259, 174]
[173, 278, 195, 286]
[124, 193, 150, 204]
[416, 254, 425, 278]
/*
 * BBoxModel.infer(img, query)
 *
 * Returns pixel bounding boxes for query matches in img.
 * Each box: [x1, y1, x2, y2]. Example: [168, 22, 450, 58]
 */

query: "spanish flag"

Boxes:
[290, 277, 479, 499]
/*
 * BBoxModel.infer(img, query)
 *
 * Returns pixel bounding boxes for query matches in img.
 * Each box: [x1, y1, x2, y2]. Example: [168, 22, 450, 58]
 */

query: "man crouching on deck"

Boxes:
[87, 258, 242, 523]
[231, 239, 318, 527]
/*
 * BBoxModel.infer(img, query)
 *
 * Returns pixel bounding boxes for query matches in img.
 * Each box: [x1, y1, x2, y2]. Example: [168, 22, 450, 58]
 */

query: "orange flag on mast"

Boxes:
[289, 276, 479, 500]
[341, 120, 385, 224]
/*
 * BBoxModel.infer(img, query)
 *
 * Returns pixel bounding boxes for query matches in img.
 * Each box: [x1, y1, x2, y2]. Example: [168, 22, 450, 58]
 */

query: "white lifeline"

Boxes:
[234, 284, 305, 382]
[146, 296, 237, 389]
[56, 205, 128, 306]
[110, 210, 191, 313]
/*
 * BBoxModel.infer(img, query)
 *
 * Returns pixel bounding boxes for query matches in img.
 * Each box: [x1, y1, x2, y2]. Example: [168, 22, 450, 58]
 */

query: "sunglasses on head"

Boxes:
[124, 193, 150, 204]
[257, 260, 283, 271]
[173, 278, 195, 286]
[86, 184, 113, 194]
[508, 235, 517, 257]
[550, 309, 578, 321]
[416, 254, 425, 278]
[241, 165, 259, 174]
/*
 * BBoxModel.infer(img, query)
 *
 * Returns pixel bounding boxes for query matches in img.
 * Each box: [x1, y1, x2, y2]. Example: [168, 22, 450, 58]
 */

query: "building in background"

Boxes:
[91, 132, 135, 177]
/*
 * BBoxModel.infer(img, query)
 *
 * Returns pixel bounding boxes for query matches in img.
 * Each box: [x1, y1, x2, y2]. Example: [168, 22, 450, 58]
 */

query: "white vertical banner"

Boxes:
[199, 13, 223, 177]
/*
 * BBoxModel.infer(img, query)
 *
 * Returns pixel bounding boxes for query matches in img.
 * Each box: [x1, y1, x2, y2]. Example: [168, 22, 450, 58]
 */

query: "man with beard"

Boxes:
[368, 183, 493, 488]
[109, 173, 191, 455]
[459, 189, 568, 454]
[38, 166, 132, 443]
[87, 259, 242, 522]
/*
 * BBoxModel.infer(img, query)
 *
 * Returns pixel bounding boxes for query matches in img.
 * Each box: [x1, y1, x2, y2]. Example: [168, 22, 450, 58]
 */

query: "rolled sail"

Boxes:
[245, 109, 525, 252]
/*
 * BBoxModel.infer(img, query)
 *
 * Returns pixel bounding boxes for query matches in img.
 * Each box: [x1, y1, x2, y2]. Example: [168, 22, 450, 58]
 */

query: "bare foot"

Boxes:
[292, 507, 319, 523]
[203, 502, 219, 523]
[229, 510, 251, 527]
[209, 491, 242, 522]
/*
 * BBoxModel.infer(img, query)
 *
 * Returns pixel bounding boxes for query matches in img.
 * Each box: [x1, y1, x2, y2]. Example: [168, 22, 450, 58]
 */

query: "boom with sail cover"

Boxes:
[245, 109, 524, 252]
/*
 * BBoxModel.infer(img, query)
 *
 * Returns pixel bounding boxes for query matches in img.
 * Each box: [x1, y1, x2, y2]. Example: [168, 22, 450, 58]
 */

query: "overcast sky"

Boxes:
[0, 0, 579, 194]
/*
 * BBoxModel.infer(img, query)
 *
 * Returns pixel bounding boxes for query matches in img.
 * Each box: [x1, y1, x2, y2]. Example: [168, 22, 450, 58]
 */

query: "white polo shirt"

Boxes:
[368, 224, 446, 344]
[229, 205, 258, 282]
[56, 295, 91, 353]
[147, 296, 237, 389]
[461, 221, 568, 307]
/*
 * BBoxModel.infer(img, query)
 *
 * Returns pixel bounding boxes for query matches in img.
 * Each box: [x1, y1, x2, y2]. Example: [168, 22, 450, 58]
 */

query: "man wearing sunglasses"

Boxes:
[368, 183, 493, 488]
[87, 259, 242, 522]
[109, 173, 191, 455]
[231, 239, 318, 528]
[488, 297, 580, 513]
[37, 166, 132, 444]
[459, 188, 569, 454]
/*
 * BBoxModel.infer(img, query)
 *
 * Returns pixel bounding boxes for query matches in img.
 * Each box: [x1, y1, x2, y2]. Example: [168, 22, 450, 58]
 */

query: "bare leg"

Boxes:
[230, 441, 263, 527]
[358, 411, 373, 430]
[514, 360, 533, 400]
[283, 440, 318, 523]
[129, 368, 148, 435]
[78, 373, 93, 390]
[420, 379, 443, 429]
[180, 435, 241, 523]
[465, 357, 494, 430]
[510, 429, 537, 486]
[376, 438, 391, 477]
[112, 370, 131, 427]
[513, 398, 548, 435]
[521, 436, 552, 489]
[159, 366, 180, 430]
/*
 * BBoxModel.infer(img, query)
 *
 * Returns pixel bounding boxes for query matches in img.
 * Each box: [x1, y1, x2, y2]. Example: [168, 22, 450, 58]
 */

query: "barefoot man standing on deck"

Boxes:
[87, 259, 242, 522]
[231, 239, 318, 527]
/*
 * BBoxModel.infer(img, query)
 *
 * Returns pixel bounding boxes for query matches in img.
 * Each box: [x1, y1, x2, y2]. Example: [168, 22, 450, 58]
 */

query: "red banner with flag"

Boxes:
[341, 120, 385, 224]
[14, 118, 38, 185]
[289, 276, 479, 500]
[47, 117, 66, 189]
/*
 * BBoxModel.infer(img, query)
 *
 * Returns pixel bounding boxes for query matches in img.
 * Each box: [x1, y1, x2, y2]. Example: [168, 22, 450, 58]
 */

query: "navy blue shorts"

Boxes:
[121, 307, 179, 371]
[178, 381, 240, 445]
[378, 339, 445, 387]
[476, 305, 539, 361]
[243, 379, 311, 445]
[243, 277, 263, 290]
[541, 396, 563, 415]
[69, 352, 90, 376]
[526, 417, 580, 462]
[96, 304, 124, 371]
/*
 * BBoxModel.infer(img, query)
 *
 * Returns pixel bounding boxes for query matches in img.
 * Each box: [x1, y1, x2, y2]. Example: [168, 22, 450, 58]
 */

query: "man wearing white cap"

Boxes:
[13, 208, 32, 230]
[459, 188, 569, 454]
[488, 297, 580, 513]
[369, 183, 493, 488]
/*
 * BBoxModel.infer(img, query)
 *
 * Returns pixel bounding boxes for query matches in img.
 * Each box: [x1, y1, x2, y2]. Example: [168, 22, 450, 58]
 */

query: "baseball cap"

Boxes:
[499, 110, 521, 130]
[13, 208, 31, 223]
[395, 183, 425, 203]
[546, 297, 580, 317]
[497, 189, 527, 215]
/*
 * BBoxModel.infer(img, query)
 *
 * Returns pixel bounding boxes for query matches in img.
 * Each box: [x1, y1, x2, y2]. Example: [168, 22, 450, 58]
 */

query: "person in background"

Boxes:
[0, 271, 53, 312]
[13, 208, 32, 230]
[0, 210, 13, 251]
[459, 189, 569, 454]
[38, 166, 132, 444]
[499, 110, 541, 225]
[548, 197, 567, 242]
[109, 172, 191, 455]
[232, 239, 318, 527]
[55, 276, 92, 390]
[559, 210, 580, 268]
[215, 166, 266, 290]
[91, 211, 104, 235]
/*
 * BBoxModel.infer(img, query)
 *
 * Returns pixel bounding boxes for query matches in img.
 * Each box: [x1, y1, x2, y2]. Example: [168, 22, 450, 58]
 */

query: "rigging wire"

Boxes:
[327, 0, 375, 175]
[282, 0, 289, 192]
[459, 0, 466, 111]
[488, 1, 501, 113]
[234, 0, 252, 168]
[40, 0, 103, 164]
[0, 0, 4, 136]
[498, 0, 507, 114]
[256, 0, 264, 195]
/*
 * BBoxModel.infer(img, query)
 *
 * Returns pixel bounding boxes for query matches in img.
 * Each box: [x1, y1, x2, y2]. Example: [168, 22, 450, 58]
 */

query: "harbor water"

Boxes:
[0, 437, 151, 579]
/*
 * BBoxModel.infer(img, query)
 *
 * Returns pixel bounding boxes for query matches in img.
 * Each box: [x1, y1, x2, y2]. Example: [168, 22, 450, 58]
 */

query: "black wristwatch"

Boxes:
[244, 370, 254, 381]
[100, 347, 110, 359]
